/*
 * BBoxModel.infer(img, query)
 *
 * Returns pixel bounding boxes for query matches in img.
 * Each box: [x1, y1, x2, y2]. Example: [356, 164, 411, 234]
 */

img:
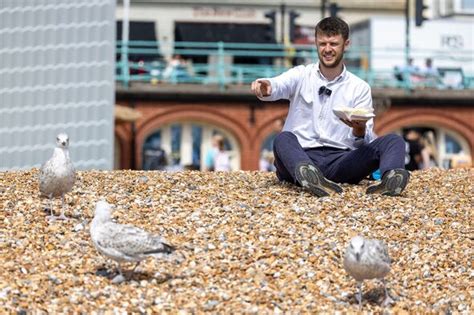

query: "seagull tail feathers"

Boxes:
[144, 242, 176, 255]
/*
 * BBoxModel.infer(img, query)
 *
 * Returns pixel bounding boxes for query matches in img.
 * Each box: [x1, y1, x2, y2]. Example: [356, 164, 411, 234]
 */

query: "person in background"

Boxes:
[251, 17, 409, 197]
[213, 136, 231, 171]
[394, 57, 422, 87]
[420, 58, 440, 88]
[420, 131, 438, 169]
[163, 54, 190, 82]
[402, 58, 419, 75]
[404, 129, 423, 171]
[395, 57, 419, 75]
[203, 134, 223, 171]
[421, 58, 438, 77]
[143, 139, 167, 170]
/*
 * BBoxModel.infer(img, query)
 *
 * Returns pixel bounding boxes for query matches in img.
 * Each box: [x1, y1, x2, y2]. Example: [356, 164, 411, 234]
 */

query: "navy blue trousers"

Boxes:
[273, 131, 406, 184]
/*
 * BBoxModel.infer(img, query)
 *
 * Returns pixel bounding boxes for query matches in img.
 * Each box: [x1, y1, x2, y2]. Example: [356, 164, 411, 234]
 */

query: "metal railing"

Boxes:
[116, 41, 474, 92]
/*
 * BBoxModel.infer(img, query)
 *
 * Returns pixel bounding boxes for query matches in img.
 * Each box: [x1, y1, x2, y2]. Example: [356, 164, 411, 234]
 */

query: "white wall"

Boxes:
[368, 17, 473, 73]
[0, 0, 116, 170]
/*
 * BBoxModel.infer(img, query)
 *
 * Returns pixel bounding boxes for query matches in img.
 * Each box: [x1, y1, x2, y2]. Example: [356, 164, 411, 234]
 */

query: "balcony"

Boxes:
[116, 40, 474, 93]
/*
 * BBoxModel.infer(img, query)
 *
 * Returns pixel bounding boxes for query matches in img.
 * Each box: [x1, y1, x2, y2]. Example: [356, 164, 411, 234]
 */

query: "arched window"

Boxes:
[142, 122, 240, 171]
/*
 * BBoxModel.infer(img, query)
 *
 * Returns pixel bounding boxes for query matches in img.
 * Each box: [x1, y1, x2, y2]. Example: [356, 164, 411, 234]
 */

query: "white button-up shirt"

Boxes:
[259, 63, 377, 150]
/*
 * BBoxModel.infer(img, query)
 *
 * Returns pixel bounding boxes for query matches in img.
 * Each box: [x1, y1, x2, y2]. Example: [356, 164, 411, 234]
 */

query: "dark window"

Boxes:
[116, 21, 162, 62]
[174, 22, 279, 68]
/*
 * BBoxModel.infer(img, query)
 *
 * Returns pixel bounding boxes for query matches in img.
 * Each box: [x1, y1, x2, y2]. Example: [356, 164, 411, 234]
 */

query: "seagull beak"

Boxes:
[355, 252, 360, 261]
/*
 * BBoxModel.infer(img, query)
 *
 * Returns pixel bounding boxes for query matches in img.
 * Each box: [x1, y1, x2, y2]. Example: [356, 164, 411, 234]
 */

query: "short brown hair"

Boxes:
[315, 17, 349, 41]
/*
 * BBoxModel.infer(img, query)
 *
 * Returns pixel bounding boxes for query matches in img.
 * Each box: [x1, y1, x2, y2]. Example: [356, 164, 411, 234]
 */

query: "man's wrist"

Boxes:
[353, 129, 366, 138]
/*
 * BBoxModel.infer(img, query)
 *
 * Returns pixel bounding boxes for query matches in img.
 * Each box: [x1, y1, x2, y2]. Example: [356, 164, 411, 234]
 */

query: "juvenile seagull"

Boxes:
[90, 200, 176, 283]
[39, 133, 76, 221]
[343, 235, 393, 308]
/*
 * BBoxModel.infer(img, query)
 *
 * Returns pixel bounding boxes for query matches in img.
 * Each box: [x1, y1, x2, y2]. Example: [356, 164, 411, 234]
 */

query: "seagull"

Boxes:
[343, 235, 393, 308]
[39, 133, 76, 221]
[90, 200, 176, 283]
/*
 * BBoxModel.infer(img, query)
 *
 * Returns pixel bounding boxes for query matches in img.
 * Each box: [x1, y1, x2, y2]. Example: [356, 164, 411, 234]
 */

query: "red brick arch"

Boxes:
[115, 99, 473, 171]
[252, 112, 287, 150]
[135, 105, 252, 169]
[114, 123, 132, 169]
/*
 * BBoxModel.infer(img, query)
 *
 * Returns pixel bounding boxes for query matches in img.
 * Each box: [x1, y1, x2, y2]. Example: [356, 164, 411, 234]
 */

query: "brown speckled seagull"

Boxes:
[343, 235, 393, 308]
[90, 200, 176, 283]
[39, 133, 76, 221]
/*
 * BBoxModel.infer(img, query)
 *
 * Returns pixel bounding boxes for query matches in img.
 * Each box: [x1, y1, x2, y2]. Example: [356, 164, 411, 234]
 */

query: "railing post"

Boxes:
[120, 42, 130, 87]
[120, 0, 130, 87]
[217, 41, 225, 91]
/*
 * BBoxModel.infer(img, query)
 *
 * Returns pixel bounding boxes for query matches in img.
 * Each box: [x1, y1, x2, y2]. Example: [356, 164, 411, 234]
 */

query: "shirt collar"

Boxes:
[315, 62, 347, 84]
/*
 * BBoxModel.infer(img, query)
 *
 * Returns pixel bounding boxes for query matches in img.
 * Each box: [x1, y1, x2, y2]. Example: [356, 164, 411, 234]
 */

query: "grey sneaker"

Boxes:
[366, 168, 410, 196]
[294, 162, 343, 197]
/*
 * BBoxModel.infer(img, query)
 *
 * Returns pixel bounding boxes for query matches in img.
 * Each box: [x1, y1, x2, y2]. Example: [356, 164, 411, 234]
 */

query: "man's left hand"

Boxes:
[340, 118, 367, 137]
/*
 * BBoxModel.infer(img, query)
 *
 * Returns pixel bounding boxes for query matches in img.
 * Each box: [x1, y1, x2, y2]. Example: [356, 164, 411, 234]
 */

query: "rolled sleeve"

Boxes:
[257, 78, 280, 102]
[256, 66, 305, 102]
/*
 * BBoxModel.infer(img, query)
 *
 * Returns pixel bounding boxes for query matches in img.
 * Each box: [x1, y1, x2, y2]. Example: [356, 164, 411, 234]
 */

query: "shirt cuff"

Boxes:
[257, 78, 277, 101]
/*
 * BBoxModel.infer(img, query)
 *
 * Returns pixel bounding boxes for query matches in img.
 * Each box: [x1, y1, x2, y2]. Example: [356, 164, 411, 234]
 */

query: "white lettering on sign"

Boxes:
[441, 35, 464, 49]
[192, 6, 256, 18]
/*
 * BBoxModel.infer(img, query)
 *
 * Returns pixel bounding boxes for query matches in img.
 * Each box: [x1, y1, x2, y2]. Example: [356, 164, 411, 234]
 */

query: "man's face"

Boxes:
[316, 32, 349, 68]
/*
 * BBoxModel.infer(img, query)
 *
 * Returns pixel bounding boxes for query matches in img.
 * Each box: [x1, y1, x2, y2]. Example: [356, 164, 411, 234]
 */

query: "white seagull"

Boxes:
[343, 235, 393, 308]
[90, 200, 176, 283]
[39, 133, 76, 221]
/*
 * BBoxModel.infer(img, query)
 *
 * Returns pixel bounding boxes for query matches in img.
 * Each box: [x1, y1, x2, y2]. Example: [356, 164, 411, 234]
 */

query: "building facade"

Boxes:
[115, 86, 473, 170]
[1, 0, 116, 170]
[114, 0, 473, 171]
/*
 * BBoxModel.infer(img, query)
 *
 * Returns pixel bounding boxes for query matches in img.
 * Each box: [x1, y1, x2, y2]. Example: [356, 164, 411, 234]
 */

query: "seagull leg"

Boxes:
[357, 282, 363, 309]
[46, 194, 57, 221]
[381, 279, 394, 306]
[132, 261, 141, 273]
[112, 263, 126, 284]
[57, 194, 68, 221]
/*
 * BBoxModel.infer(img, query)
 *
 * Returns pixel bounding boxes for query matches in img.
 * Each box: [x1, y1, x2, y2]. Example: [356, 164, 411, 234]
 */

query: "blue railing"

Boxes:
[116, 41, 474, 91]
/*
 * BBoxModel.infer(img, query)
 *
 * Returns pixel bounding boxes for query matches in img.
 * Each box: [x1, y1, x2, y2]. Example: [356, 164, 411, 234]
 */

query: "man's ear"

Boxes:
[344, 39, 351, 51]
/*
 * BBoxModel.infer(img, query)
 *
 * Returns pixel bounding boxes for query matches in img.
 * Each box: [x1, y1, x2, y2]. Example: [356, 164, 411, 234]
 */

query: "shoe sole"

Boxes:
[367, 169, 410, 196]
[295, 163, 343, 197]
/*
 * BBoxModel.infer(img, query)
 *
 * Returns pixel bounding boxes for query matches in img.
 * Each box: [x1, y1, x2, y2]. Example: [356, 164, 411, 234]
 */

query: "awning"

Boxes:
[175, 22, 276, 43]
[115, 105, 142, 122]
[174, 22, 279, 65]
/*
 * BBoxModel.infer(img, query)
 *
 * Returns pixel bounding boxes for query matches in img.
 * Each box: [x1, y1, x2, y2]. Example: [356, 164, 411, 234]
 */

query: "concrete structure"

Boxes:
[0, 0, 116, 170]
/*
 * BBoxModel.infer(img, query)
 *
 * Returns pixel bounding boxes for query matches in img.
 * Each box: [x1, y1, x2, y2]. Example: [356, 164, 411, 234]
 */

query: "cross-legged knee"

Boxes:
[380, 133, 405, 150]
[273, 131, 296, 151]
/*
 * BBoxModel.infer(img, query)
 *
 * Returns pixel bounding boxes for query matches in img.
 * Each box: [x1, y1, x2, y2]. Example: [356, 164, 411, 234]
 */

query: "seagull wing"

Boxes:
[369, 239, 391, 265]
[39, 159, 54, 193]
[98, 222, 175, 259]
